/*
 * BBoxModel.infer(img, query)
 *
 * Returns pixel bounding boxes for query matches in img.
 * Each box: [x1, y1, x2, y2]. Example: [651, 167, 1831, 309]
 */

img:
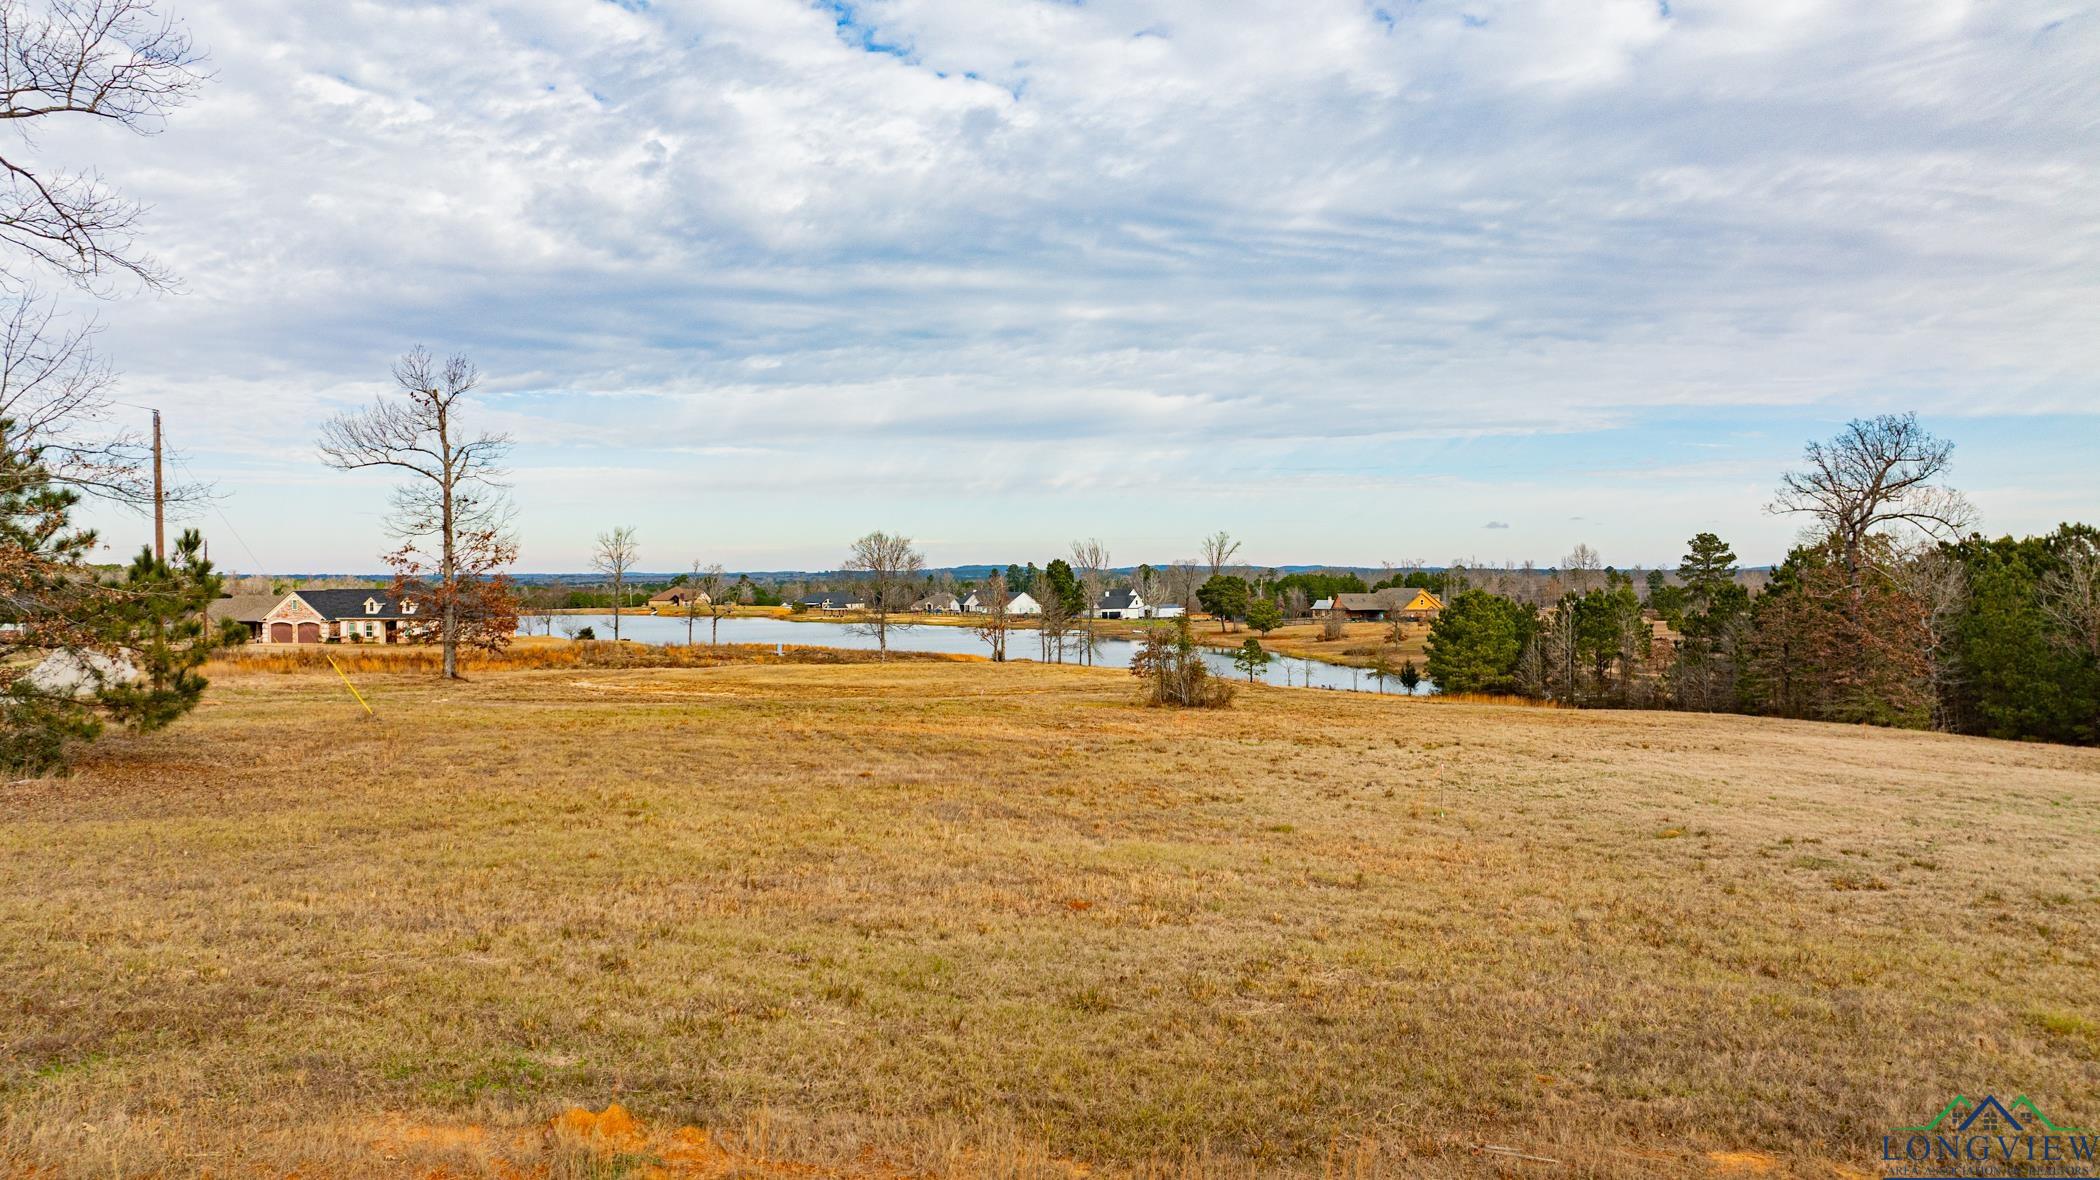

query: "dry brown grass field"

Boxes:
[3, 657, 2098, 1178]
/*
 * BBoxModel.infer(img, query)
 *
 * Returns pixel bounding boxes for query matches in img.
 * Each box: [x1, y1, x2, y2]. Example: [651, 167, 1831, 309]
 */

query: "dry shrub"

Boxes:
[1130, 617, 1234, 708]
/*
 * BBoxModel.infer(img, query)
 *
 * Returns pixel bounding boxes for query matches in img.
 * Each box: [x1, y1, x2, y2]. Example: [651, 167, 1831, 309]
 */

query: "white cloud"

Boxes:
[37, 0, 2100, 569]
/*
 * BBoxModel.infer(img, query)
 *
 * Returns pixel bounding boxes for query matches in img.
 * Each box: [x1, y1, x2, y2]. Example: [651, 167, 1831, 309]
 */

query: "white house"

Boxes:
[962, 589, 1042, 616]
[1146, 602, 1187, 619]
[1095, 588, 1146, 619]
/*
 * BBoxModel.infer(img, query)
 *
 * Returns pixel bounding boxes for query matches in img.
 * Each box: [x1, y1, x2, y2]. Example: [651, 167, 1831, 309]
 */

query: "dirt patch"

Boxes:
[371, 1104, 926, 1179]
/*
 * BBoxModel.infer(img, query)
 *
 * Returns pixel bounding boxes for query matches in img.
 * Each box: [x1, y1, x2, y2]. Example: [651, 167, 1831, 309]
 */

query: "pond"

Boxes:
[530, 613, 1433, 695]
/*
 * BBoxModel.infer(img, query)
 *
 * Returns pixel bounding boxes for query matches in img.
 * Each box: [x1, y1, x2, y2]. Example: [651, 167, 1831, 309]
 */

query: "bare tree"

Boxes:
[681, 559, 704, 646]
[1069, 537, 1109, 667]
[0, 288, 195, 505]
[2040, 537, 2100, 658]
[1163, 559, 1203, 610]
[592, 526, 639, 642]
[1771, 413, 1973, 582]
[1444, 559, 1474, 597]
[1200, 530, 1241, 579]
[319, 348, 514, 679]
[844, 529, 922, 657]
[1560, 543, 1603, 594]
[1133, 562, 1160, 604]
[1893, 540, 1970, 730]
[974, 569, 1012, 662]
[0, 0, 207, 290]
[1281, 585, 1308, 619]
[696, 561, 731, 646]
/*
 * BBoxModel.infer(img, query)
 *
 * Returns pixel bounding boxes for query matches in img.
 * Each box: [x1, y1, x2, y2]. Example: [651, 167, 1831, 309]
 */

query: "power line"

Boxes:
[166, 445, 269, 577]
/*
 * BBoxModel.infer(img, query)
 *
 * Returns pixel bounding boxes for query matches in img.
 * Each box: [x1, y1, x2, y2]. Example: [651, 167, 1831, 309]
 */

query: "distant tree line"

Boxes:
[1420, 415, 2099, 746]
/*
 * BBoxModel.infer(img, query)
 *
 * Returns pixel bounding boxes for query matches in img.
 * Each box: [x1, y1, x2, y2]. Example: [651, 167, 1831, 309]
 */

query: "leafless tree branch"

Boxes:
[0, 0, 206, 289]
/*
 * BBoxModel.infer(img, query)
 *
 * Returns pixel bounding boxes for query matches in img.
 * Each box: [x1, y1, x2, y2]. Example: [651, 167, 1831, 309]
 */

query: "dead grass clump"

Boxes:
[1426, 691, 1567, 709]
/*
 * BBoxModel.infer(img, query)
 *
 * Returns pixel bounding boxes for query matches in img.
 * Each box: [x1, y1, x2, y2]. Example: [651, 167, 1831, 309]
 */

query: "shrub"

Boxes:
[1131, 617, 1234, 708]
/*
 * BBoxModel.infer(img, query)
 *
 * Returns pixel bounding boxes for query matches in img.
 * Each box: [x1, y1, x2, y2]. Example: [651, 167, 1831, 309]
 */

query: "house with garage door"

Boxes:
[260, 589, 423, 644]
[1094, 587, 1146, 619]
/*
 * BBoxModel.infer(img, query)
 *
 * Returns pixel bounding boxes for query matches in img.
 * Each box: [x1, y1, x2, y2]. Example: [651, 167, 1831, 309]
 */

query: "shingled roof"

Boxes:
[289, 589, 418, 620]
[206, 594, 284, 624]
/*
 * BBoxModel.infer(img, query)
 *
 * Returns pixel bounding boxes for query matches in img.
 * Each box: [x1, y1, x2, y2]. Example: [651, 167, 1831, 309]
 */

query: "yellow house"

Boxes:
[1391, 588, 1443, 620]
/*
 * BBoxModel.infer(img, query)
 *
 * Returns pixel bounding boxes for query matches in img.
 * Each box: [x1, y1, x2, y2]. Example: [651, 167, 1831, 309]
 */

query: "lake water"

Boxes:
[530, 613, 1432, 695]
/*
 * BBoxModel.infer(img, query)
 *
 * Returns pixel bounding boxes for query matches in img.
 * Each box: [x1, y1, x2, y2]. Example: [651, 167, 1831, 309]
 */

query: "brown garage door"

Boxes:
[296, 621, 321, 643]
[269, 621, 294, 643]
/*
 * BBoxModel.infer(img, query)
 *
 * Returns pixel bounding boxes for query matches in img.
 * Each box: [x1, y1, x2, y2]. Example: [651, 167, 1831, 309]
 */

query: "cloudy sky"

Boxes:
[46, 0, 2100, 572]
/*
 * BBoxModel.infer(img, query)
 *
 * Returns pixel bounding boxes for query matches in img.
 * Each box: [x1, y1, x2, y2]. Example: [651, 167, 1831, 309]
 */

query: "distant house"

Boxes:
[1317, 589, 1443, 623]
[648, 587, 709, 608]
[798, 591, 865, 612]
[1387, 588, 1443, 621]
[912, 592, 961, 613]
[1146, 602, 1186, 619]
[261, 589, 423, 644]
[207, 594, 284, 642]
[1095, 588, 1146, 619]
[960, 590, 1041, 616]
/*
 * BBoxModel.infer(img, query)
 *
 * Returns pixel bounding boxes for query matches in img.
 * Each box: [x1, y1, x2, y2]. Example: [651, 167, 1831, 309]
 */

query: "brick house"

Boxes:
[260, 589, 423, 644]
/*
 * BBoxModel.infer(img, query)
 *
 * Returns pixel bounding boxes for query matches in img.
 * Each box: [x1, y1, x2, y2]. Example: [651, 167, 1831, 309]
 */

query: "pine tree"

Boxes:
[2, 432, 235, 772]
[1425, 590, 1536, 695]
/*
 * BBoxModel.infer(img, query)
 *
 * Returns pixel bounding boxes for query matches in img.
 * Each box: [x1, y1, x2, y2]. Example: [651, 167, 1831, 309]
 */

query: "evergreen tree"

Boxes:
[1645, 569, 1687, 627]
[1743, 538, 1931, 727]
[1197, 574, 1252, 632]
[1041, 559, 1085, 616]
[1425, 590, 1537, 695]
[1245, 597, 1283, 635]
[1940, 527, 2100, 745]
[1232, 637, 1272, 683]
[2, 433, 235, 772]
[1572, 578, 1649, 704]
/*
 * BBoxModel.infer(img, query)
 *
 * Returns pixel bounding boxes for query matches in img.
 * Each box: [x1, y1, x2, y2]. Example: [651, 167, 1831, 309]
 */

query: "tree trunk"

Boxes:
[439, 413, 459, 680]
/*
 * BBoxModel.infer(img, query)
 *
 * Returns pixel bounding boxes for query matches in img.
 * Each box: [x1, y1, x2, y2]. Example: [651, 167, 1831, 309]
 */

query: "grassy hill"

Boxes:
[3, 658, 2096, 1177]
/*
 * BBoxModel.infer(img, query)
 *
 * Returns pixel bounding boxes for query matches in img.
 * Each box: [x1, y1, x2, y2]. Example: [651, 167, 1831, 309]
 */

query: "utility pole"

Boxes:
[152, 409, 165, 561]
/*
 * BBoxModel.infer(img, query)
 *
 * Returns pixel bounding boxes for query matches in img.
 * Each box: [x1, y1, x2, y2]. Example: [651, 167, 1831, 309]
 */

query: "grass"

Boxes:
[3, 659, 2098, 1177]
